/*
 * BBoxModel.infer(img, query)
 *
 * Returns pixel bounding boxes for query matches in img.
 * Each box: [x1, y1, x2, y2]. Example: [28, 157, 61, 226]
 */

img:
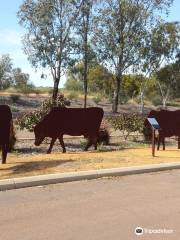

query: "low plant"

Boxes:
[152, 96, 162, 106]
[108, 113, 144, 140]
[93, 95, 102, 105]
[10, 94, 20, 103]
[67, 91, 79, 101]
[97, 119, 111, 145]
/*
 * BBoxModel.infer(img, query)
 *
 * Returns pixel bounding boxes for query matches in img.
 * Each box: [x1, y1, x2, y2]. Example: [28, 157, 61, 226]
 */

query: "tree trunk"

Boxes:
[139, 91, 145, 114]
[83, 5, 89, 109]
[52, 77, 60, 102]
[112, 75, 121, 113]
[162, 98, 167, 109]
[83, 54, 88, 108]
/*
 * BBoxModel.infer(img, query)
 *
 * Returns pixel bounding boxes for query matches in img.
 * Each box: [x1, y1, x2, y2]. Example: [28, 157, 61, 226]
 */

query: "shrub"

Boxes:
[10, 94, 20, 103]
[93, 95, 102, 105]
[142, 124, 152, 142]
[108, 113, 144, 140]
[97, 119, 111, 145]
[97, 128, 110, 145]
[152, 96, 162, 106]
[67, 91, 79, 101]
[16, 94, 70, 132]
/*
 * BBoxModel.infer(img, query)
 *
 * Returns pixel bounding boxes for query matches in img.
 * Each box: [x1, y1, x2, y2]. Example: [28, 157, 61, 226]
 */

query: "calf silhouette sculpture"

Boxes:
[144, 110, 180, 150]
[0, 105, 12, 164]
[34, 107, 104, 153]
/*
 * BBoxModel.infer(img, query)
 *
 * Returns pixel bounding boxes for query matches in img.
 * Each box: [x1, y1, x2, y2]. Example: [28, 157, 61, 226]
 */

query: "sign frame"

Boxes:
[147, 118, 160, 157]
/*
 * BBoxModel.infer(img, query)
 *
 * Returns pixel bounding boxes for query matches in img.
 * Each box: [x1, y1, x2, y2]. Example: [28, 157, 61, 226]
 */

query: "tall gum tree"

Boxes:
[93, 0, 173, 112]
[17, 0, 84, 101]
[74, 0, 98, 108]
[151, 21, 180, 108]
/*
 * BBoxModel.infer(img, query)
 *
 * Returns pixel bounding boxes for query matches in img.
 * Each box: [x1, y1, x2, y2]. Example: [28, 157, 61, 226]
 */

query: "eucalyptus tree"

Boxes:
[17, 0, 84, 101]
[74, 0, 98, 107]
[93, 0, 173, 112]
[12, 67, 31, 90]
[0, 54, 13, 90]
[155, 53, 180, 107]
[151, 21, 180, 108]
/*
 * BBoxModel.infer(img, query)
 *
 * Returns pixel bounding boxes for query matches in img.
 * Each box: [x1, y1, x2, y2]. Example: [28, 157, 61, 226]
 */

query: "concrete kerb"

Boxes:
[1, 162, 180, 191]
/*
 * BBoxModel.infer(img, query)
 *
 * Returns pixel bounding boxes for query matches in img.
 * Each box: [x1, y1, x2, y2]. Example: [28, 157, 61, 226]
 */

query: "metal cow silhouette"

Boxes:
[34, 107, 104, 153]
[0, 105, 12, 164]
[144, 110, 180, 150]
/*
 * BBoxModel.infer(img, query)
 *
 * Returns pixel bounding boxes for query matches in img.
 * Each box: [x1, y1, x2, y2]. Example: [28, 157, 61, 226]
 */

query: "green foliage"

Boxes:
[108, 113, 144, 140]
[16, 94, 70, 132]
[67, 91, 79, 101]
[10, 94, 20, 103]
[93, 0, 173, 112]
[122, 74, 144, 99]
[88, 65, 114, 96]
[65, 62, 114, 97]
[0, 54, 13, 90]
[151, 95, 162, 106]
[93, 94, 102, 104]
[0, 54, 35, 92]
[97, 129, 110, 145]
[17, 0, 84, 99]
[65, 78, 83, 92]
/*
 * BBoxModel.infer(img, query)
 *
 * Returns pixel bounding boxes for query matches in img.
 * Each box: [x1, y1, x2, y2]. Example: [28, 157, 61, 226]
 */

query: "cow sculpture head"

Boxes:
[34, 123, 45, 146]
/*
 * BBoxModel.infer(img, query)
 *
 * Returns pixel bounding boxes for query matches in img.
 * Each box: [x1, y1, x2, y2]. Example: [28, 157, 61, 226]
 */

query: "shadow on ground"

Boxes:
[4, 159, 74, 175]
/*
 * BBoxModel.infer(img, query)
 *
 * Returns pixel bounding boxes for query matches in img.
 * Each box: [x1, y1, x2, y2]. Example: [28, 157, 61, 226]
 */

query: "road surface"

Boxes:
[0, 170, 180, 240]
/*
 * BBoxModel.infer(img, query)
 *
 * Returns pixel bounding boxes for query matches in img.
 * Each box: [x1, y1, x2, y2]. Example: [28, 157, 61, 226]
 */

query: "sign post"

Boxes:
[147, 118, 160, 157]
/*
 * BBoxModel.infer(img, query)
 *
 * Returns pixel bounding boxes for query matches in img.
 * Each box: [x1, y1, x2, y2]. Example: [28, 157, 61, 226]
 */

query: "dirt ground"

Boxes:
[1, 145, 180, 180]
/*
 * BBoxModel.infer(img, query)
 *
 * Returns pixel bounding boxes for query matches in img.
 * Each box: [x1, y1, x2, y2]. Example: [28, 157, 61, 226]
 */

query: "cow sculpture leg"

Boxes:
[1, 144, 8, 164]
[47, 136, 66, 154]
[157, 137, 160, 151]
[47, 138, 57, 154]
[58, 136, 66, 153]
[178, 137, 180, 149]
[157, 133, 165, 151]
[84, 137, 98, 151]
[162, 137, 165, 150]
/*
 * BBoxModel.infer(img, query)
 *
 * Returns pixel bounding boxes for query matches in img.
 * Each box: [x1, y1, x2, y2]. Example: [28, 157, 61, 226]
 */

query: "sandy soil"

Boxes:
[1, 146, 180, 180]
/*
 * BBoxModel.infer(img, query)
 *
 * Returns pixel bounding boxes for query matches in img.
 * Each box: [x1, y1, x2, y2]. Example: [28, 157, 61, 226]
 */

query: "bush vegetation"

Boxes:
[108, 113, 144, 140]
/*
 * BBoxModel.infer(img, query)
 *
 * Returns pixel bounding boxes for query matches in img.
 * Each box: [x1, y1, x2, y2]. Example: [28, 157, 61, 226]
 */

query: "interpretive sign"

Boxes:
[147, 118, 160, 157]
[147, 118, 160, 130]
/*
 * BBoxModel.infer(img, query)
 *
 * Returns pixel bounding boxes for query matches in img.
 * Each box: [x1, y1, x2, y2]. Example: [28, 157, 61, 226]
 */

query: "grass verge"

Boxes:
[1, 146, 180, 180]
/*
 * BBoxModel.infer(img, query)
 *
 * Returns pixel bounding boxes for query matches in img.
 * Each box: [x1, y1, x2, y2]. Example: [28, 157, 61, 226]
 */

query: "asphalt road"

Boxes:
[0, 170, 180, 240]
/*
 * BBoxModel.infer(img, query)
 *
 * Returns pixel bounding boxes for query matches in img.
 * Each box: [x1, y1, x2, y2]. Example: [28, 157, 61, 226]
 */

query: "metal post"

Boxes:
[152, 128, 155, 157]
[178, 136, 180, 149]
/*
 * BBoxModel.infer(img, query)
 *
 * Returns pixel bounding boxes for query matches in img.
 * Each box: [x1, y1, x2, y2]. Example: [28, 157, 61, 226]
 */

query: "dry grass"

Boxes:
[1, 146, 180, 180]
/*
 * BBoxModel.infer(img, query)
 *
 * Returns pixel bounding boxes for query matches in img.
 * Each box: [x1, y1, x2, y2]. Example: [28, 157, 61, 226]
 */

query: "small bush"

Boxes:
[152, 96, 162, 106]
[16, 94, 70, 131]
[10, 94, 20, 103]
[67, 91, 79, 101]
[97, 119, 111, 145]
[97, 128, 110, 145]
[142, 124, 151, 142]
[108, 113, 144, 140]
[93, 95, 102, 105]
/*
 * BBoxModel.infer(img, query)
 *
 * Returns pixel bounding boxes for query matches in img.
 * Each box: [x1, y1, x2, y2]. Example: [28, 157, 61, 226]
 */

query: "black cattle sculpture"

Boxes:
[34, 107, 104, 153]
[144, 110, 180, 150]
[0, 105, 12, 164]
